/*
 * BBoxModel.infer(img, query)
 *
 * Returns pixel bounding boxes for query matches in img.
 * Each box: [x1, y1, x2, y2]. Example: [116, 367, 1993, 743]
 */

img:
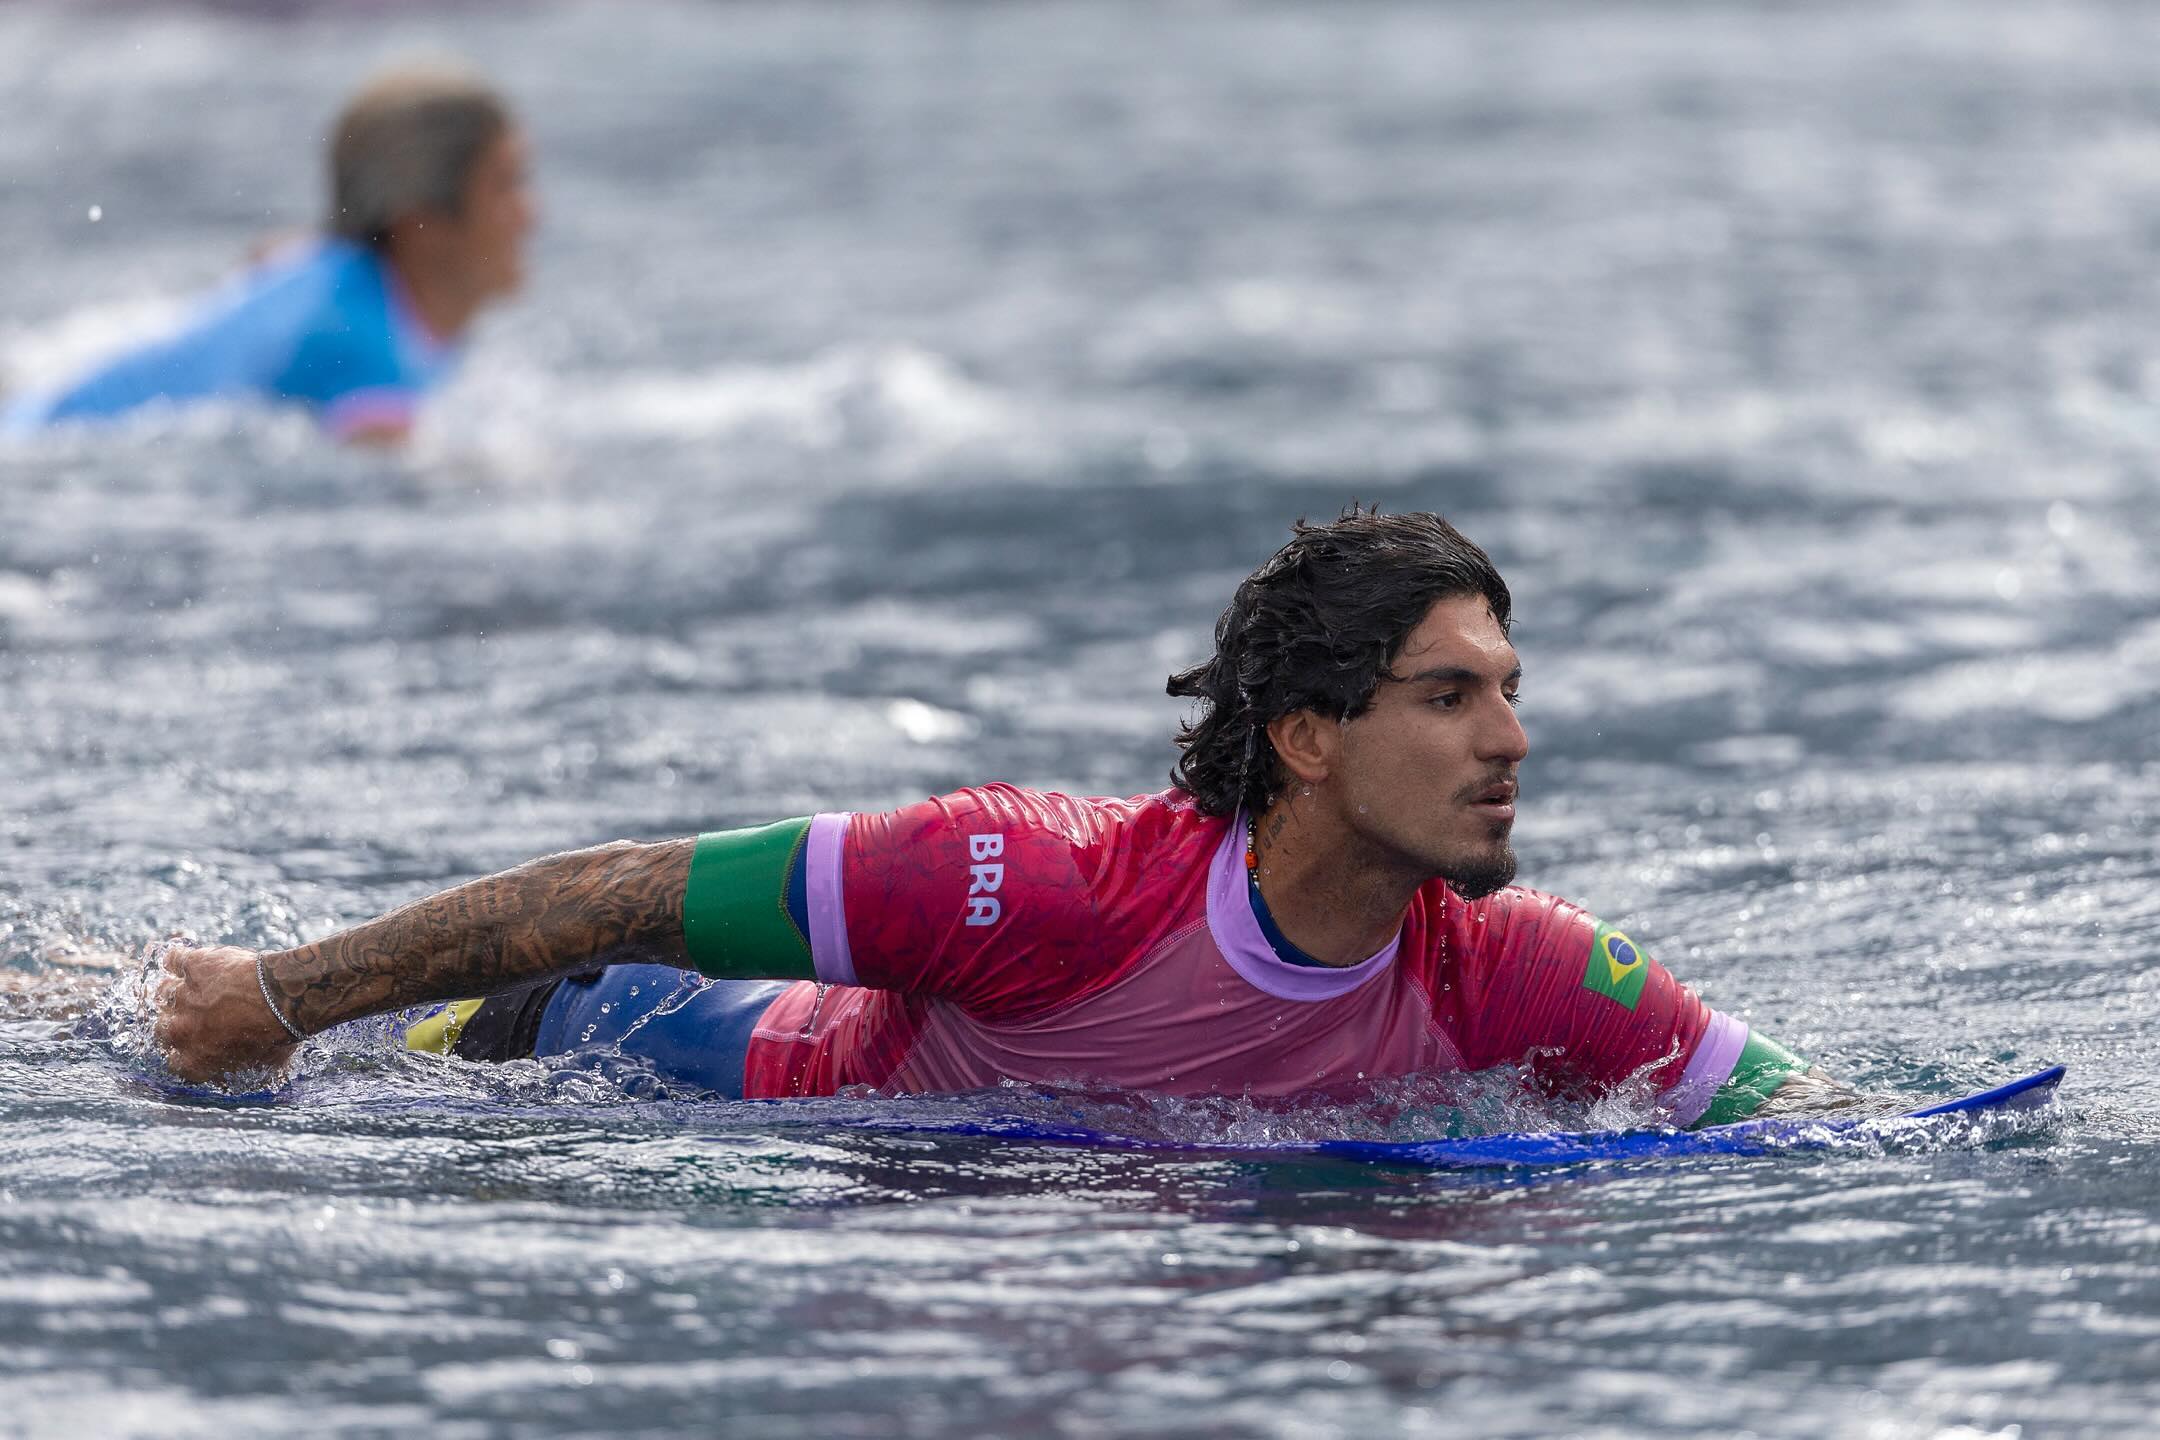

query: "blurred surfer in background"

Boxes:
[4, 64, 533, 445]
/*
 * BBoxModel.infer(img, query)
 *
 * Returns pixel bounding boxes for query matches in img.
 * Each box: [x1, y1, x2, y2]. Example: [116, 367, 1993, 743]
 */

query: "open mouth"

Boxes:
[1468, 782, 1517, 821]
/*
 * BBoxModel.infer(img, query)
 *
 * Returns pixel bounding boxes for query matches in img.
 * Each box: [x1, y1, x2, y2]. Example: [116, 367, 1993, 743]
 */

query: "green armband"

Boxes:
[1698, 1030, 1812, 1126]
[681, 817, 816, 981]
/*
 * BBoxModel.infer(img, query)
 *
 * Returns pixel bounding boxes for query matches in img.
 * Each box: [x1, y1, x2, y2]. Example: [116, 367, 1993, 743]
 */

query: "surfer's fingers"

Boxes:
[149, 963, 187, 1048]
[152, 945, 288, 1082]
[150, 942, 210, 999]
[149, 946, 218, 1064]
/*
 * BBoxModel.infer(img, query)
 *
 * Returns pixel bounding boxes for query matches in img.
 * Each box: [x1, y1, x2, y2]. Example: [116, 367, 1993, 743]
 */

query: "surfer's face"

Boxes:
[445, 128, 536, 299]
[1329, 594, 1527, 898]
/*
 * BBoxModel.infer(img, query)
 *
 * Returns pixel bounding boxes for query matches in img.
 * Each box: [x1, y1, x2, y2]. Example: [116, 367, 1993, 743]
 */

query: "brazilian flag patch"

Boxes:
[1582, 922, 1651, 1011]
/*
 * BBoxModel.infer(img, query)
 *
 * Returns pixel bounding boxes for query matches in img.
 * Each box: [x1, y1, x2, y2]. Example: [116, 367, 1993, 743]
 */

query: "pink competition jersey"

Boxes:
[741, 786, 1753, 1122]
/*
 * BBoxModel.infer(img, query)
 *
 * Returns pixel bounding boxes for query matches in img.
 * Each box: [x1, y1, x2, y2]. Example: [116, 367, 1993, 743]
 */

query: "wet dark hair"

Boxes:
[1166, 507, 1512, 817]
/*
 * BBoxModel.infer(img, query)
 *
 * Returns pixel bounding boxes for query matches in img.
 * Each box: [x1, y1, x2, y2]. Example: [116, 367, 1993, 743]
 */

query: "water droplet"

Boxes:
[86, 204, 102, 222]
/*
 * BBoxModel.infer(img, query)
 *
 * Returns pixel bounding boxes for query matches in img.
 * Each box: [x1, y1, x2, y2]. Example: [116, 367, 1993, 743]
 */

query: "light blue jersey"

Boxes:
[7, 238, 457, 437]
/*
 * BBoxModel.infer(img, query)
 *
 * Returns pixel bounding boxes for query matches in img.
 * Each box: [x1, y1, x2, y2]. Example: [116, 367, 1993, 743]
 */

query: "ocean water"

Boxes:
[2, 2, 2157, 1436]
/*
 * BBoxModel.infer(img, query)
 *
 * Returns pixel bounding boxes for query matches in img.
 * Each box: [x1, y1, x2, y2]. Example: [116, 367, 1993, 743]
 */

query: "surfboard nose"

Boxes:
[1905, 1064, 2066, 1119]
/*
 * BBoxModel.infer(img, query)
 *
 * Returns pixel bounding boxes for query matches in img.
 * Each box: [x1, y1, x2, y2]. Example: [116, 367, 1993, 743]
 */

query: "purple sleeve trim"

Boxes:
[806, 812, 857, 986]
[1664, 1009, 1749, 1126]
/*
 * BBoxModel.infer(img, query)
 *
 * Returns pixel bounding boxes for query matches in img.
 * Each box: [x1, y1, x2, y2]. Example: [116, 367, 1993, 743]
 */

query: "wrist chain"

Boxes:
[255, 953, 308, 1044]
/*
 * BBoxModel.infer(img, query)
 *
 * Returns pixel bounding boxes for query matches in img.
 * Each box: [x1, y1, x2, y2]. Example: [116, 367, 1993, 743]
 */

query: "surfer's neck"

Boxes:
[1246, 797, 1422, 967]
[384, 244, 485, 342]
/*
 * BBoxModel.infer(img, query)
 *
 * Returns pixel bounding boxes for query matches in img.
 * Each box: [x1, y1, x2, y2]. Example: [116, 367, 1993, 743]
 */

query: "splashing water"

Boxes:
[2, 2, 2155, 1436]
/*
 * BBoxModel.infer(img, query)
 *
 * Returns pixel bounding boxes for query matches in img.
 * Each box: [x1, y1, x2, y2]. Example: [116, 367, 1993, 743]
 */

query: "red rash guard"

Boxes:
[712, 786, 1777, 1122]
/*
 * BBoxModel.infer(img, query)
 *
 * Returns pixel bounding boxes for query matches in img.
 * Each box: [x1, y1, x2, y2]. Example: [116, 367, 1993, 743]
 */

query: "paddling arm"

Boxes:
[154, 838, 697, 1081]
[1744, 1066, 1872, 1120]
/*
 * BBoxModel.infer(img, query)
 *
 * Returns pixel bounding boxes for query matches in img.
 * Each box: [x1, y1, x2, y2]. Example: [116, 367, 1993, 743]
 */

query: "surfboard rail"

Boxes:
[834, 1065, 2068, 1171]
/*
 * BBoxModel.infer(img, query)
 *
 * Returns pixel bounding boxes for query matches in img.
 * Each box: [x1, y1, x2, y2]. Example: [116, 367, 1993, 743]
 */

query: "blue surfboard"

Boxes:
[836, 1066, 2066, 1171]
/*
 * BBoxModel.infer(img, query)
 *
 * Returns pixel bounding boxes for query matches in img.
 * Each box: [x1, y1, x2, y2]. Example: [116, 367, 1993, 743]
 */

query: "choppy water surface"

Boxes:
[3, 2, 2157, 1435]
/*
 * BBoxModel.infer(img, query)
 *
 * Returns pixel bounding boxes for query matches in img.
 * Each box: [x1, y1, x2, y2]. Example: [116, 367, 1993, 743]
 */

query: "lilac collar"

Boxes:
[1204, 809, 1403, 1002]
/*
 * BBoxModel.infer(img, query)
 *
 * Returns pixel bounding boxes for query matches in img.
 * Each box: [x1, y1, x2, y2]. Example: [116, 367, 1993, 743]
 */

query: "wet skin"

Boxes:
[1251, 592, 1528, 965]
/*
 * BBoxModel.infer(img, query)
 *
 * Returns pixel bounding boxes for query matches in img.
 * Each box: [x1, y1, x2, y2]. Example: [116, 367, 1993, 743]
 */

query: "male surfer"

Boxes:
[5, 64, 533, 444]
[153, 509, 1847, 1124]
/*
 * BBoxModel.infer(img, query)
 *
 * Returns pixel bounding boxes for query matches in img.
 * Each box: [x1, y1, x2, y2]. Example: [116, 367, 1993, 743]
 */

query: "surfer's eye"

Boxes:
[1429, 692, 1463, 711]
[1504, 690, 1523, 708]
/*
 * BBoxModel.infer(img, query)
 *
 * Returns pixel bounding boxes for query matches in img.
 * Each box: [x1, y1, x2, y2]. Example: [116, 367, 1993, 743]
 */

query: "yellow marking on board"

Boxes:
[402, 998, 487, 1055]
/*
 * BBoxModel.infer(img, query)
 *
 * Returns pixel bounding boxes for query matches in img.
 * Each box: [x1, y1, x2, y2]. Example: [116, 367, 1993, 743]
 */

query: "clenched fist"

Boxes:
[152, 945, 301, 1084]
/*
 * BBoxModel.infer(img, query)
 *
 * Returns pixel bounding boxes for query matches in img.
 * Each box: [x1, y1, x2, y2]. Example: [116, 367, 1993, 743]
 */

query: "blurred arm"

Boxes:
[1745, 1065, 1873, 1120]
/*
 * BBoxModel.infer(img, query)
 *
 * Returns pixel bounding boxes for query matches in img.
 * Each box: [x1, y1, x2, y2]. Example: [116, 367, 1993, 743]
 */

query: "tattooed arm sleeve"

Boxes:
[259, 838, 698, 1036]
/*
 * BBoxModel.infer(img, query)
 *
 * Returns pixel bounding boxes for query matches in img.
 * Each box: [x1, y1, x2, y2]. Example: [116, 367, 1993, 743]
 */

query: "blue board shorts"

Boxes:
[405, 967, 786, 1100]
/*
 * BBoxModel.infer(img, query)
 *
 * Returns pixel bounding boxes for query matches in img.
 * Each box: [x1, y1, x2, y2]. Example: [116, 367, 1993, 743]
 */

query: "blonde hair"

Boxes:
[328, 64, 512, 248]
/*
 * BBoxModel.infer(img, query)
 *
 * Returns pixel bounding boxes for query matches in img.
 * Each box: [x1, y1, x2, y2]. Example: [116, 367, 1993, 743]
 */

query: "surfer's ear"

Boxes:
[1265, 709, 1335, 786]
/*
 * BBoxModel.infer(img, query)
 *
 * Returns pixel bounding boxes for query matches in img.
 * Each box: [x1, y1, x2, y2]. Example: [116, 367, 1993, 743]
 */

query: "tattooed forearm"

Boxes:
[263, 838, 695, 1035]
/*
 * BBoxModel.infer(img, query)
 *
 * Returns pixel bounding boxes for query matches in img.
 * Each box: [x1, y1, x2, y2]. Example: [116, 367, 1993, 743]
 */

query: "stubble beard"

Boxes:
[1439, 837, 1518, 900]
[1338, 795, 1519, 901]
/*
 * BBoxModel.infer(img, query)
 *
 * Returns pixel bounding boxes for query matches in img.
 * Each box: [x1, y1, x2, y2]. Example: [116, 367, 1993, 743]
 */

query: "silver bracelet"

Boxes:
[255, 953, 308, 1044]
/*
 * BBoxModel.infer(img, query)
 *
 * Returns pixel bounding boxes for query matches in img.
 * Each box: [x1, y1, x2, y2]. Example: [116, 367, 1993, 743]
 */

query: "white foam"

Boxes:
[551, 343, 1010, 450]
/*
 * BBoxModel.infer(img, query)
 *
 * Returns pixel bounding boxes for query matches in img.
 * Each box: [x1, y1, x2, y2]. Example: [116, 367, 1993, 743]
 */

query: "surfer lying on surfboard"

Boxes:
[152, 508, 1855, 1125]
